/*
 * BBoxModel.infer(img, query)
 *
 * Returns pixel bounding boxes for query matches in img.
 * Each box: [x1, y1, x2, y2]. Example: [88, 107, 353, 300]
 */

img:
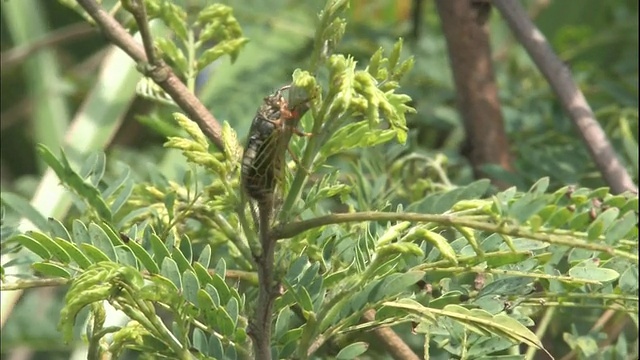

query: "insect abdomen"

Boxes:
[241, 116, 282, 203]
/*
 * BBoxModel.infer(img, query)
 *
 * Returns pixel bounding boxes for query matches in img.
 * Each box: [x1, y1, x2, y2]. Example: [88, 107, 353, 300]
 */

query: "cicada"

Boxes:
[241, 85, 308, 211]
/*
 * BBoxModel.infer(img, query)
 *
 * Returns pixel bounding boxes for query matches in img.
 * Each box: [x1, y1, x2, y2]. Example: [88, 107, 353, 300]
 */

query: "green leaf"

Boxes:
[385, 299, 548, 355]
[90, 151, 106, 186]
[80, 243, 111, 263]
[297, 286, 314, 313]
[110, 179, 134, 215]
[569, 267, 619, 282]
[156, 37, 188, 74]
[102, 166, 131, 198]
[210, 273, 230, 305]
[588, 187, 610, 200]
[115, 245, 138, 269]
[275, 307, 292, 340]
[1, 192, 49, 231]
[226, 297, 239, 327]
[54, 237, 92, 269]
[37, 145, 112, 221]
[32, 262, 72, 279]
[374, 271, 425, 302]
[150, 233, 171, 265]
[172, 247, 193, 273]
[213, 307, 235, 337]
[620, 196, 638, 214]
[482, 251, 534, 268]
[529, 177, 550, 195]
[197, 38, 249, 70]
[605, 211, 636, 243]
[336, 342, 369, 359]
[72, 219, 91, 246]
[28, 231, 71, 263]
[179, 234, 192, 263]
[619, 266, 638, 293]
[126, 239, 160, 274]
[197, 245, 212, 268]
[192, 328, 208, 354]
[208, 334, 224, 359]
[430, 188, 471, 214]
[160, 257, 182, 290]
[197, 288, 215, 309]
[193, 262, 213, 285]
[319, 122, 397, 162]
[14, 233, 51, 260]
[546, 207, 573, 228]
[509, 195, 549, 223]
[47, 217, 72, 241]
[99, 222, 125, 246]
[476, 277, 532, 299]
[458, 179, 492, 200]
[88, 223, 117, 261]
[418, 229, 457, 264]
[568, 212, 591, 231]
[182, 270, 200, 305]
[205, 283, 221, 307]
[214, 258, 227, 279]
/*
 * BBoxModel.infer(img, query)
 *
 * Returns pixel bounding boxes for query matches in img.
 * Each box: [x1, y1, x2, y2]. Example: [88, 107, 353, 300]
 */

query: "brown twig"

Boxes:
[248, 201, 278, 360]
[435, 0, 512, 190]
[492, 0, 638, 195]
[75, 0, 225, 153]
[362, 309, 420, 360]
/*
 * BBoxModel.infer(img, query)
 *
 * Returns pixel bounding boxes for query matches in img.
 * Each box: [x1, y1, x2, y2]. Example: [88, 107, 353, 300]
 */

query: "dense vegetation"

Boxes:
[0, 1, 637, 359]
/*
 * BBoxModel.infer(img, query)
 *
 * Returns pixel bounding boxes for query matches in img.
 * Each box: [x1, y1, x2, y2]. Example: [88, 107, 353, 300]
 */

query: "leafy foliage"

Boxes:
[1, 0, 638, 359]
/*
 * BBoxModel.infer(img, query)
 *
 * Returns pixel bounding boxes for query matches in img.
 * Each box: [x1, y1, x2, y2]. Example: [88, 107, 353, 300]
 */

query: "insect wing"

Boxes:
[241, 115, 287, 202]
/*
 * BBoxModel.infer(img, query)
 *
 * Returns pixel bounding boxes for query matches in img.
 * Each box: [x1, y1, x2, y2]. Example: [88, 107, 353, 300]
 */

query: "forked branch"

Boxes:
[75, 0, 225, 153]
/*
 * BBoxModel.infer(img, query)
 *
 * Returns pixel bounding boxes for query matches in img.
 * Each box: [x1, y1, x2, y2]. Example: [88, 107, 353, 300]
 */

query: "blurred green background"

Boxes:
[0, 0, 637, 359]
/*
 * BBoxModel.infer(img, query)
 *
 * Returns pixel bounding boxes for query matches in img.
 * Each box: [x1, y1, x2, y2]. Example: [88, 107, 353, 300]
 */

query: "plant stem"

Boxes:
[415, 266, 599, 284]
[0, 277, 68, 291]
[493, 0, 637, 194]
[248, 197, 277, 360]
[273, 211, 638, 262]
[75, 0, 225, 152]
[362, 309, 420, 360]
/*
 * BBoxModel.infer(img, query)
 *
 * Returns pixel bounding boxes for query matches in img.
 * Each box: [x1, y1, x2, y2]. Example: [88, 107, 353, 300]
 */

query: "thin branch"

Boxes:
[362, 309, 420, 360]
[0, 22, 96, 70]
[121, 0, 160, 65]
[74, 0, 225, 153]
[273, 212, 638, 262]
[0, 277, 69, 291]
[248, 199, 277, 359]
[492, 0, 638, 195]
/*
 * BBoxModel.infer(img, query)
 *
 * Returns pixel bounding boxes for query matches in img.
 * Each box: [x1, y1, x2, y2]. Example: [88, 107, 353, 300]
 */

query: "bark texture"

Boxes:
[435, 0, 512, 189]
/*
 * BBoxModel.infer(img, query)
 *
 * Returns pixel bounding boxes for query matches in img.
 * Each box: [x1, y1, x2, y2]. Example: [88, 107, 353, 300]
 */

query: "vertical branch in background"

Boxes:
[492, 0, 638, 195]
[435, 0, 512, 189]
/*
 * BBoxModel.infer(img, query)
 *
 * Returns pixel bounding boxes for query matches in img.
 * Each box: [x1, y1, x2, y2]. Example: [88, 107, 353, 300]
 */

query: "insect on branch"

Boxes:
[241, 84, 311, 360]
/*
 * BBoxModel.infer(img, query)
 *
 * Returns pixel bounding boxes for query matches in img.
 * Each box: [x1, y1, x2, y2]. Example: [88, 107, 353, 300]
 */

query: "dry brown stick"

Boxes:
[492, 0, 638, 195]
[75, 0, 225, 153]
[362, 309, 420, 360]
[435, 0, 513, 190]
